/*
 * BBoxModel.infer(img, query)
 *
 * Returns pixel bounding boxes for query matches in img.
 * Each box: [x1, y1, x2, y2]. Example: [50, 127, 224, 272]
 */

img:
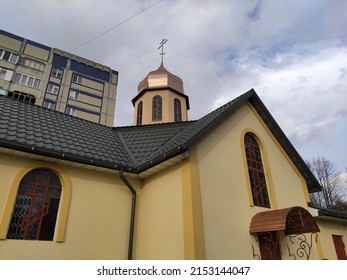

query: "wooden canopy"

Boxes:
[249, 206, 320, 235]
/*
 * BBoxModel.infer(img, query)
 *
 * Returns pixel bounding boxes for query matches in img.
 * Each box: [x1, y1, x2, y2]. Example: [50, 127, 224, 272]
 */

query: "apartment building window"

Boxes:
[68, 89, 79, 100]
[51, 67, 63, 78]
[20, 57, 45, 71]
[65, 106, 77, 116]
[7, 91, 36, 104]
[0, 67, 7, 79]
[0, 67, 13, 81]
[0, 68, 6, 79]
[0, 49, 19, 64]
[46, 83, 60, 95]
[13, 73, 40, 89]
[43, 100, 56, 110]
[72, 73, 82, 84]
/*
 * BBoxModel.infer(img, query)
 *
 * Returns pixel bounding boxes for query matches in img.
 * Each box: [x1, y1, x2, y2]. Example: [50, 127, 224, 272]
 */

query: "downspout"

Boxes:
[119, 170, 136, 260]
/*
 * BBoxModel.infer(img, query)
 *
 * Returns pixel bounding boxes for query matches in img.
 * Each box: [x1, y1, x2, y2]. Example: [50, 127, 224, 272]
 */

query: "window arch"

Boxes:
[244, 133, 270, 208]
[6, 169, 62, 241]
[152, 95, 162, 121]
[137, 101, 143, 125]
[174, 98, 182, 122]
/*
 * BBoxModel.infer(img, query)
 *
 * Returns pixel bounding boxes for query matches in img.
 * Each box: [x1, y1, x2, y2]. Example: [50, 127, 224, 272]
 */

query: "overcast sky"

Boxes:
[1, 0, 346, 179]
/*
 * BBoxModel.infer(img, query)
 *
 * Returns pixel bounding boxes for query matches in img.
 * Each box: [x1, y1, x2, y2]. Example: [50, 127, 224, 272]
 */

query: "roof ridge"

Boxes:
[134, 89, 255, 170]
[113, 120, 196, 130]
[163, 89, 255, 150]
[114, 129, 139, 167]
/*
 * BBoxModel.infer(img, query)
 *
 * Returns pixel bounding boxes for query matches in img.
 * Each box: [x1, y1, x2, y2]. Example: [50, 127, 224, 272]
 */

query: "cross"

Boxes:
[158, 38, 168, 65]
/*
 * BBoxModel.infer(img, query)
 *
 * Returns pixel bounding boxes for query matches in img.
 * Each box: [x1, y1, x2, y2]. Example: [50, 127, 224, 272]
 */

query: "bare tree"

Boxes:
[307, 156, 346, 210]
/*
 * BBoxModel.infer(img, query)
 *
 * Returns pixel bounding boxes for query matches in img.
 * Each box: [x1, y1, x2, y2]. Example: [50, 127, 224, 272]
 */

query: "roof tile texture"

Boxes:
[0, 90, 321, 193]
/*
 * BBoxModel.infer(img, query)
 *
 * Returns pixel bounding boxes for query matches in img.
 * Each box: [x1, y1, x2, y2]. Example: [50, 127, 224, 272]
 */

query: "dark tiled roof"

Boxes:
[115, 121, 196, 166]
[318, 208, 347, 220]
[309, 204, 347, 220]
[0, 95, 133, 168]
[0, 89, 321, 192]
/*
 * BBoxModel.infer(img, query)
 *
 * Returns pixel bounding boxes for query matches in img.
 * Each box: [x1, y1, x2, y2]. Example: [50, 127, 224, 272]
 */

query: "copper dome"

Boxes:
[137, 64, 184, 94]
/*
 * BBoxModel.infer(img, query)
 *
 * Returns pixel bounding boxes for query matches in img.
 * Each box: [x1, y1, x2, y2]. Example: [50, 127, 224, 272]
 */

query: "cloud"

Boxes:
[1, 0, 346, 171]
[247, 0, 262, 21]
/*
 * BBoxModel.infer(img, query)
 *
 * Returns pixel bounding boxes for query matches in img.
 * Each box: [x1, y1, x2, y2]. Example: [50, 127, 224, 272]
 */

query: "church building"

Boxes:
[0, 42, 346, 260]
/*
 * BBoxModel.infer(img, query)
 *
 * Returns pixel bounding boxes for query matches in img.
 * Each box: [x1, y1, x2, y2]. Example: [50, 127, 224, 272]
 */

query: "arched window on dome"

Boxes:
[174, 98, 182, 122]
[137, 101, 143, 125]
[244, 133, 270, 208]
[152, 95, 162, 121]
[6, 169, 62, 241]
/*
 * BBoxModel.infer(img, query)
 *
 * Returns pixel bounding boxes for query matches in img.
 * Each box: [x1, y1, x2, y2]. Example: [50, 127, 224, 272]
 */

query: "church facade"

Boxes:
[0, 61, 346, 260]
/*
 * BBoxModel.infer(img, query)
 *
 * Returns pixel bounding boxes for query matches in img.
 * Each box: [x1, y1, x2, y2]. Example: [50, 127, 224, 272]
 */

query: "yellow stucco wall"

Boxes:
[0, 99, 344, 260]
[0, 152, 133, 259]
[134, 164, 185, 259]
[315, 218, 347, 260]
[133, 89, 188, 125]
[196, 102, 317, 259]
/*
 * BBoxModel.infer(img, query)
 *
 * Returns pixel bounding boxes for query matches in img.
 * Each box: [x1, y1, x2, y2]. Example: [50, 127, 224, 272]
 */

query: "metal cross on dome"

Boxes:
[158, 38, 168, 65]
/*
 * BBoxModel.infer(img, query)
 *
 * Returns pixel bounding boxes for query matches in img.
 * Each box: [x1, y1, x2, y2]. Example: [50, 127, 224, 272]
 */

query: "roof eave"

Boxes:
[135, 145, 188, 174]
[0, 139, 134, 173]
[132, 87, 190, 109]
[133, 90, 255, 173]
[247, 93, 322, 193]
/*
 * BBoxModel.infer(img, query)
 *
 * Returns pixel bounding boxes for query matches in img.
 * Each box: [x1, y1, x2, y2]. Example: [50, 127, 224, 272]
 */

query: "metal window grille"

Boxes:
[7, 169, 62, 241]
[244, 133, 270, 208]
[257, 231, 282, 260]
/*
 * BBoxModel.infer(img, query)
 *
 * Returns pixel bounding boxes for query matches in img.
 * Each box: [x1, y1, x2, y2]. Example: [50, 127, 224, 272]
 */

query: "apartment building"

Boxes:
[0, 30, 118, 127]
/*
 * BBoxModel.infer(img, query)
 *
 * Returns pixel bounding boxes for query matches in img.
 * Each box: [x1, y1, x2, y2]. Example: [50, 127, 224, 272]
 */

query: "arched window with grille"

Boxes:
[137, 101, 143, 125]
[6, 169, 62, 241]
[174, 98, 182, 122]
[244, 133, 271, 208]
[152, 95, 162, 121]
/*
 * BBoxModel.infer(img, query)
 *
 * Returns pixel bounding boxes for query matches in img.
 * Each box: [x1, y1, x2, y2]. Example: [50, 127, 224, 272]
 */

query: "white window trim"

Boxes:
[43, 100, 56, 110]
[14, 73, 41, 89]
[72, 74, 82, 84]
[22, 57, 45, 71]
[0, 67, 7, 80]
[51, 68, 63, 78]
[47, 84, 60, 95]
[65, 107, 77, 116]
[68, 89, 79, 100]
[0, 49, 19, 64]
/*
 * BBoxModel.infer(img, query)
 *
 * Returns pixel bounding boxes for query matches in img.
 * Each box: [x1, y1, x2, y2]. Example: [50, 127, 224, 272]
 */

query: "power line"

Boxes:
[70, 0, 165, 52]
[112, 34, 347, 67]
